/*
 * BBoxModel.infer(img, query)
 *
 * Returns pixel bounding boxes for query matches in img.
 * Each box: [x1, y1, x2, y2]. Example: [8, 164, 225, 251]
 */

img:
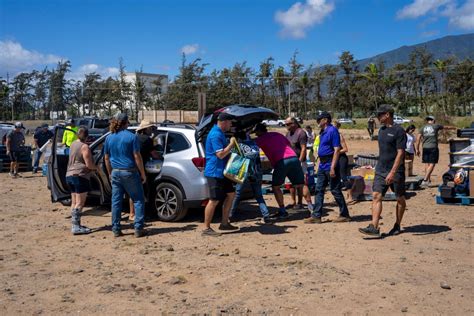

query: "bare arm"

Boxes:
[134, 152, 146, 183]
[330, 146, 341, 177]
[386, 149, 405, 184]
[105, 154, 112, 176]
[81, 145, 97, 171]
[339, 135, 348, 154]
[215, 137, 236, 159]
[6, 137, 10, 153]
[415, 133, 423, 155]
[299, 143, 307, 162]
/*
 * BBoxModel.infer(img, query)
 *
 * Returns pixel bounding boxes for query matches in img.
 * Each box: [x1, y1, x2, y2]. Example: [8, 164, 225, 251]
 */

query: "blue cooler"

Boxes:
[42, 163, 48, 176]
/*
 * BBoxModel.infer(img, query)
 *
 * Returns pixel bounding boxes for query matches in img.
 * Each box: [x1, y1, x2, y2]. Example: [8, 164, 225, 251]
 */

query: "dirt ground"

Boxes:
[1, 131, 473, 315]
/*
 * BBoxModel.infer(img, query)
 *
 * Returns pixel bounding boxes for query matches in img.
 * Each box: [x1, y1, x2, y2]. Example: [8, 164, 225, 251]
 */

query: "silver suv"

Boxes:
[47, 123, 209, 221]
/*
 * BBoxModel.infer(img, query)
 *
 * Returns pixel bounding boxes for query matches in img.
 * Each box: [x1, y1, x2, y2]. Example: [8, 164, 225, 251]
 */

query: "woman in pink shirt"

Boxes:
[253, 123, 304, 219]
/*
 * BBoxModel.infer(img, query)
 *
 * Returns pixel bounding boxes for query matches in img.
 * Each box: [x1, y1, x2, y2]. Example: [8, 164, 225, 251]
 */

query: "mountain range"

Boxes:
[354, 33, 473, 69]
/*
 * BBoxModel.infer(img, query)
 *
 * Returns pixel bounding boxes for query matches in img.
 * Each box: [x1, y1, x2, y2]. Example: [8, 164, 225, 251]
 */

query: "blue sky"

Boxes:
[0, 0, 473, 80]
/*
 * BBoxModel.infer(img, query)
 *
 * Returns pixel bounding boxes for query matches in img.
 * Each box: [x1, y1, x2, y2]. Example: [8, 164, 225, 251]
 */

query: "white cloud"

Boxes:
[68, 64, 119, 81]
[397, 0, 451, 19]
[275, 0, 334, 39]
[446, 0, 474, 30]
[397, 0, 474, 30]
[0, 40, 63, 75]
[181, 44, 199, 55]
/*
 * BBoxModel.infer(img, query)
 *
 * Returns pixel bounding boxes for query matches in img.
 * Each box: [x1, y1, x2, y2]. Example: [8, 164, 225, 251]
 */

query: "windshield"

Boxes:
[94, 119, 110, 129]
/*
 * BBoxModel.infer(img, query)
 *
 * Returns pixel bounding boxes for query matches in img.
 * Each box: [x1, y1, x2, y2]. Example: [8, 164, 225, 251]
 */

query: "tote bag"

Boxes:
[223, 142, 251, 184]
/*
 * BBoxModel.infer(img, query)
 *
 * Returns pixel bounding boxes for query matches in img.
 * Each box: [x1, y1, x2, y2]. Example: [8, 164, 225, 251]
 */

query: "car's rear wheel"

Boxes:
[278, 122, 284, 127]
[154, 182, 187, 221]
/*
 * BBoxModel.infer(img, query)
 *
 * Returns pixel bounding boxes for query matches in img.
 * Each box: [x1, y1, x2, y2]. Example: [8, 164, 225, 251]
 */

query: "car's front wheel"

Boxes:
[153, 182, 187, 221]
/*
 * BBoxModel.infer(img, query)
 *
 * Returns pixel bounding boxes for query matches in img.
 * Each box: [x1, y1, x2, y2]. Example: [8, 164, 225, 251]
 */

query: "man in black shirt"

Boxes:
[128, 120, 161, 221]
[359, 105, 407, 237]
[33, 123, 54, 173]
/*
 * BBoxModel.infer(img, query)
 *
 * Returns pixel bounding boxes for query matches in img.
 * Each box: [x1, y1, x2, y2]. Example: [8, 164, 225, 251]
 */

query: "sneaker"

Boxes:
[134, 229, 147, 238]
[9, 172, 16, 178]
[32, 169, 37, 174]
[333, 216, 352, 223]
[387, 223, 402, 236]
[218, 223, 239, 231]
[270, 212, 290, 219]
[358, 224, 380, 237]
[421, 180, 431, 188]
[201, 228, 221, 237]
[72, 225, 91, 235]
[285, 204, 296, 210]
[113, 230, 124, 237]
[304, 217, 322, 224]
[260, 217, 275, 224]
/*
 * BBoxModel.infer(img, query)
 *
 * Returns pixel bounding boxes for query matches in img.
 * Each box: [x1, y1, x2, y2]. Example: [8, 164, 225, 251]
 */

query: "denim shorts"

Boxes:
[66, 176, 90, 193]
[272, 157, 305, 186]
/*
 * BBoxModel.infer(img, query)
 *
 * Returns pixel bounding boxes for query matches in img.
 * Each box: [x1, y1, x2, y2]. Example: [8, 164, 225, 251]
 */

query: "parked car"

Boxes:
[337, 117, 356, 125]
[262, 119, 285, 127]
[0, 122, 29, 145]
[394, 115, 413, 124]
[73, 117, 110, 143]
[48, 105, 279, 221]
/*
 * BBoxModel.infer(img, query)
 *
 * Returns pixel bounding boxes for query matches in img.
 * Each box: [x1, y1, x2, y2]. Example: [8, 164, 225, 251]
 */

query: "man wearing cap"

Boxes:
[253, 122, 304, 220]
[359, 104, 407, 237]
[62, 119, 78, 147]
[128, 120, 161, 222]
[32, 123, 53, 173]
[284, 117, 314, 211]
[6, 122, 25, 178]
[104, 113, 147, 238]
[304, 112, 350, 224]
[416, 116, 444, 187]
[202, 112, 239, 236]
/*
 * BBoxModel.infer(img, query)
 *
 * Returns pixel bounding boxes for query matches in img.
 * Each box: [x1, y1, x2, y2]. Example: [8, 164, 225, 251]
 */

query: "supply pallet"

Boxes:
[436, 195, 474, 206]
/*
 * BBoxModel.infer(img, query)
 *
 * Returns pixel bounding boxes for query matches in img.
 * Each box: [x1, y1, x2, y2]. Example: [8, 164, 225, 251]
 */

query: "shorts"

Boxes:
[206, 177, 235, 201]
[405, 152, 415, 160]
[272, 157, 305, 187]
[66, 176, 91, 193]
[422, 148, 439, 164]
[8, 151, 21, 162]
[372, 173, 405, 198]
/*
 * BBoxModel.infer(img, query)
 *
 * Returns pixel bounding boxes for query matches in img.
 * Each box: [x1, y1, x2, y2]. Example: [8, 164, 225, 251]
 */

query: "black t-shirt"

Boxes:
[376, 124, 407, 176]
[137, 134, 154, 163]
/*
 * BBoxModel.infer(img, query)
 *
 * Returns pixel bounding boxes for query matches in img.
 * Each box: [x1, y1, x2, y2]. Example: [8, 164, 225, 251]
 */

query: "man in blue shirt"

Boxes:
[104, 113, 147, 238]
[305, 111, 350, 223]
[202, 112, 239, 236]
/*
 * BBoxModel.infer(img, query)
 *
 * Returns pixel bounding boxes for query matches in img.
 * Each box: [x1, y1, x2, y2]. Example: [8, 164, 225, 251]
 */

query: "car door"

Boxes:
[48, 126, 71, 202]
[88, 133, 112, 204]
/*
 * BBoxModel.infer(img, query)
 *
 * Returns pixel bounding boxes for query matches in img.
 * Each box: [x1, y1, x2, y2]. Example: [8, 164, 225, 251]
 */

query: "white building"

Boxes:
[124, 72, 168, 95]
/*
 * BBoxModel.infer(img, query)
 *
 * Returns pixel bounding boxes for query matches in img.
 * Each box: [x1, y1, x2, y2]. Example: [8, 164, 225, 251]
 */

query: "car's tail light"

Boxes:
[192, 157, 205, 172]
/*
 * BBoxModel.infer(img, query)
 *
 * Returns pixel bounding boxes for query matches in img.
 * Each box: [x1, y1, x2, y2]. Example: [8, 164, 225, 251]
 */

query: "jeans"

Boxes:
[111, 170, 145, 231]
[33, 149, 42, 171]
[311, 167, 349, 218]
[230, 179, 269, 218]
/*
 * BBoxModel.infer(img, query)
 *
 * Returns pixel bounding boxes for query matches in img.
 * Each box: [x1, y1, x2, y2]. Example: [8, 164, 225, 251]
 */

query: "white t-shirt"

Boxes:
[406, 133, 416, 154]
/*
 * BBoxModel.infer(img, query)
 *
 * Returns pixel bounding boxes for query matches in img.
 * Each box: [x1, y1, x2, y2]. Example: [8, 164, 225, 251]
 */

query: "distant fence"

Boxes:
[139, 110, 199, 123]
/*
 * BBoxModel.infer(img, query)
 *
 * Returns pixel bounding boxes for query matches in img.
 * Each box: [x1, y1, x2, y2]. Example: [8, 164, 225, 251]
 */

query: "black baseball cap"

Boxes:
[316, 111, 331, 121]
[41, 123, 49, 128]
[114, 112, 129, 122]
[217, 112, 234, 121]
[252, 122, 267, 133]
[376, 104, 394, 115]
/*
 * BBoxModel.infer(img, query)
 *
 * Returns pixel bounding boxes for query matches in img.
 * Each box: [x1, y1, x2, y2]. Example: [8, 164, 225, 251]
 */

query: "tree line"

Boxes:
[0, 47, 472, 122]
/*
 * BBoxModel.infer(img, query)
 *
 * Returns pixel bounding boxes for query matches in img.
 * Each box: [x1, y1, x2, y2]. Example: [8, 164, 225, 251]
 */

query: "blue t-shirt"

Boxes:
[317, 124, 341, 171]
[104, 129, 140, 169]
[204, 125, 228, 178]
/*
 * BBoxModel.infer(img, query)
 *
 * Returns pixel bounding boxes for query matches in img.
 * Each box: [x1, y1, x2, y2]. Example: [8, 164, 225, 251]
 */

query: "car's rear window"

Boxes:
[94, 119, 110, 129]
